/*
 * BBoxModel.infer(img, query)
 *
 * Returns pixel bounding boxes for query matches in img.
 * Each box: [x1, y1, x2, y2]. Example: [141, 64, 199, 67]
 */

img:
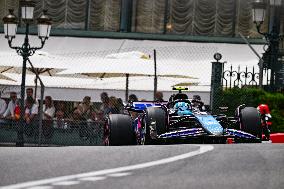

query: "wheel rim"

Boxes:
[141, 118, 147, 145]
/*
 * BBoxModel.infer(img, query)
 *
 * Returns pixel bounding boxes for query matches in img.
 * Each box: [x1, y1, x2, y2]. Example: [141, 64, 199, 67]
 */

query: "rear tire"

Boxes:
[144, 107, 166, 144]
[240, 107, 262, 138]
[108, 114, 135, 146]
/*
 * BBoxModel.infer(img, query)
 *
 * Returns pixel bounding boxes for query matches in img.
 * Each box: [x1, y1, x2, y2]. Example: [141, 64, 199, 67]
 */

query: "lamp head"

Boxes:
[37, 10, 52, 39]
[20, 0, 35, 20]
[252, 0, 267, 23]
[2, 9, 18, 39]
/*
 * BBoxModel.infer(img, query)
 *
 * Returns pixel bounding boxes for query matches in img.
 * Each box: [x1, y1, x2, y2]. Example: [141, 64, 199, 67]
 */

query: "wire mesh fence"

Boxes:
[0, 44, 266, 146]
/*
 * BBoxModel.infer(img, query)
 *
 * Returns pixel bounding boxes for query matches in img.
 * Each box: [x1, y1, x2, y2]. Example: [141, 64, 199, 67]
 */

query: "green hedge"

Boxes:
[218, 88, 284, 133]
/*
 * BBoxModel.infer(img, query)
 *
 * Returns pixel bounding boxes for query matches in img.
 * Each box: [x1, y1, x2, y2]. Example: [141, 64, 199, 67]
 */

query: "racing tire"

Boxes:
[144, 107, 166, 145]
[108, 114, 135, 146]
[240, 107, 262, 138]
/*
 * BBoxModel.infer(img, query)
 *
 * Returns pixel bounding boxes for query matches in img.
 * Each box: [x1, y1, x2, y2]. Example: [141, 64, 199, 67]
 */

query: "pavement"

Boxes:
[0, 144, 284, 189]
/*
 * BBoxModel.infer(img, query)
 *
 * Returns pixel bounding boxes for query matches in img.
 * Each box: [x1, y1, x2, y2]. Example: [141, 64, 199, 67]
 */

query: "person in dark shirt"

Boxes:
[155, 91, 164, 102]
[100, 92, 111, 117]
[128, 94, 138, 103]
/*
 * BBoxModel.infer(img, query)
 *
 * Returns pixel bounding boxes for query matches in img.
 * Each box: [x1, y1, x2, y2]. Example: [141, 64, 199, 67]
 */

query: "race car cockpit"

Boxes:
[173, 100, 193, 116]
[168, 87, 193, 116]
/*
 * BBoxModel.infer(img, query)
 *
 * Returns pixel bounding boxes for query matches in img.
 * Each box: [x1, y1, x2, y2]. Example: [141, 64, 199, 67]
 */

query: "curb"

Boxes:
[0, 143, 62, 147]
[270, 133, 284, 143]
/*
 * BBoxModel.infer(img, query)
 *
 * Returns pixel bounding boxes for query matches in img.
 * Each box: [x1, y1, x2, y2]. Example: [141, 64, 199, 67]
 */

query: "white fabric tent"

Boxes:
[0, 73, 202, 102]
[0, 34, 265, 102]
[57, 57, 197, 79]
[57, 54, 198, 101]
[0, 51, 69, 72]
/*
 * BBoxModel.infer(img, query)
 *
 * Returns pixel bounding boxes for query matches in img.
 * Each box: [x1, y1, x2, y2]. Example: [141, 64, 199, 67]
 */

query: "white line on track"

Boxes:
[0, 145, 214, 189]
[52, 181, 80, 186]
[79, 177, 106, 181]
[107, 172, 132, 177]
[26, 186, 53, 189]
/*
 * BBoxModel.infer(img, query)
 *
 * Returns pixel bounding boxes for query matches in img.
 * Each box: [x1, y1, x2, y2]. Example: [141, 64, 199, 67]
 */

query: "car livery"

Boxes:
[104, 90, 262, 145]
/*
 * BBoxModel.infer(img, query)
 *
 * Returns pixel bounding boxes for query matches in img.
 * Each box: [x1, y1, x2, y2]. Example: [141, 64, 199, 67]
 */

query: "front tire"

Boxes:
[108, 114, 135, 146]
[240, 107, 262, 138]
[143, 107, 166, 144]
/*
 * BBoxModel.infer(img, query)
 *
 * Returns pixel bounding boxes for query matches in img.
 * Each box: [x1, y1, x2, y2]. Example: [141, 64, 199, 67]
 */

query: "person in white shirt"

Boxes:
[43, 96, 55, 120]
[24, 96, 38, 125]
[0, 92, 7, 117]
[3, 92, 18, 120]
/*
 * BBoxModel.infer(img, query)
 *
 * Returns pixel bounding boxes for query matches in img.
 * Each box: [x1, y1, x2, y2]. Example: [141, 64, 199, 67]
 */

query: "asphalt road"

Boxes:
[0, 144, 283, 189]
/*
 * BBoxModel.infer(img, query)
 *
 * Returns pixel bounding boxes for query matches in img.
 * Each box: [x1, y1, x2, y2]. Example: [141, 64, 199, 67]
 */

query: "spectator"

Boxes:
[76, 96, 92, 120]
[41, 96, 55, 136]
[0, 92, 7, 117]
[26, 88, 33, 99]
[55, 101, 66, 119]
[192, 95, 205, 111]
[116, 98, 124, 113]
[108, 96, 120, 114]
[26, 87, 38, 105]
[91, 108, 105, 121]
[72, 108, 83, 121]
[128, 94, 138, 103]
[128, 94, 138, 118]
[100, 92, 110, 116]
[43, 96, 55, 120]
[54, 101, 66, 129]
[155, 91, 164, 102]
[24, 96, 38, 125]
[3, 92, 18, 120]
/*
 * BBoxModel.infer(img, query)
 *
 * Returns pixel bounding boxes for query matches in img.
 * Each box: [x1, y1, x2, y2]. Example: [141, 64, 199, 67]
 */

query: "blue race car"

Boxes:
[104, 88, 262, 145]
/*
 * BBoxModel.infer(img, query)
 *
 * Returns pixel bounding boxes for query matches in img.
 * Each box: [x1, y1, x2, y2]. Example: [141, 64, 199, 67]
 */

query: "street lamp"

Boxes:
[252, 0, 283, 91]
[2, 0, 51, 146]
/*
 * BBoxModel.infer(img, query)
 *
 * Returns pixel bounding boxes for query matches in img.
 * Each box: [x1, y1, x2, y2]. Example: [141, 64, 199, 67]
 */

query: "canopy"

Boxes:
[57, 57, 196, 79]
[0, 34, 265, 96]
[57, 54, 197, 101]
[0, 51, 68, 72]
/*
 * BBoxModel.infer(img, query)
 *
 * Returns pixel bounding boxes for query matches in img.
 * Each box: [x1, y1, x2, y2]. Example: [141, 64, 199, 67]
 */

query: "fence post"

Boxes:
[210, 53, 224, 114]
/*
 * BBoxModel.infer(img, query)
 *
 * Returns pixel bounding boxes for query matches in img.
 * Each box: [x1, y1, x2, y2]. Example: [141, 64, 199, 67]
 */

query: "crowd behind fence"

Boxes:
[0, 89, 132, 146]
[0, 84, 166, 145]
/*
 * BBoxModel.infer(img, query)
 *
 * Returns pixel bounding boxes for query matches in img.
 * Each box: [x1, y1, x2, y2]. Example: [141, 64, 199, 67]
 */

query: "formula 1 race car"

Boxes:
[104, 87, 262, 145]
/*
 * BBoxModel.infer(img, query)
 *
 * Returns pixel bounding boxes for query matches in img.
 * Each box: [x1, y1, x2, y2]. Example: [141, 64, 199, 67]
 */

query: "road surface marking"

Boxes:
[0, 145, 214, 189]
[79, 177, 106, 181]
[52, 181, 80, 186]
[107, 172, 132, 177]
[26, 186, 53, 189]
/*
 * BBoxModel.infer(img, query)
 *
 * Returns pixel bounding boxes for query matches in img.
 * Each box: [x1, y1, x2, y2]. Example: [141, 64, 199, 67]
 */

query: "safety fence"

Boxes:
[0, 45, 268, 146]
[0, 119, 104, 146]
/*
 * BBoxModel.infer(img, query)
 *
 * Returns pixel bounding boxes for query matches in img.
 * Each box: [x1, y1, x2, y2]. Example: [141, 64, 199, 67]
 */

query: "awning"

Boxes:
[0, 34, 265, 88]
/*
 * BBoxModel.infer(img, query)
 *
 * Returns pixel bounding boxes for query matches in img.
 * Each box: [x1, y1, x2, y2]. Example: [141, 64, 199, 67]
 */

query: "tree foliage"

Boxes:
[218, 88, 284, 132]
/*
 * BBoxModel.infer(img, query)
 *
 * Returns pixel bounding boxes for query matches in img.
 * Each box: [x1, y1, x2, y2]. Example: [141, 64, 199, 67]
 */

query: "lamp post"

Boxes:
[2, 0, 51, 147]
[252, 0, 283, 91]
